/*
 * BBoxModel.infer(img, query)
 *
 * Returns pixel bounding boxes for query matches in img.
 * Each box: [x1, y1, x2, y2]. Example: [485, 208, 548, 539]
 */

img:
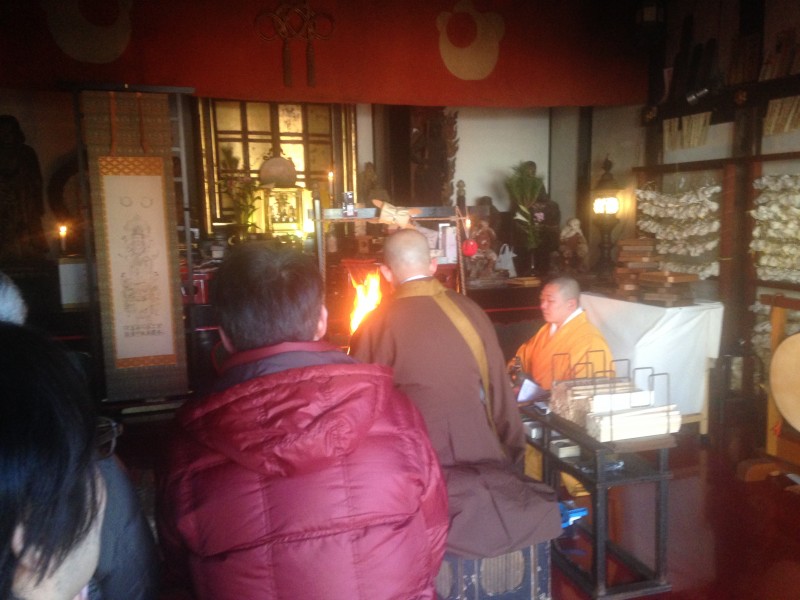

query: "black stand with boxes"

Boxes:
[521, 407, 674, 599]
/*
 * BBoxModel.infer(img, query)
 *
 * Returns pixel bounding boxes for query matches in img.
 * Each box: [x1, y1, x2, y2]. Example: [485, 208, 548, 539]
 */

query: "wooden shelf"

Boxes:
[643, 73, 800, 125]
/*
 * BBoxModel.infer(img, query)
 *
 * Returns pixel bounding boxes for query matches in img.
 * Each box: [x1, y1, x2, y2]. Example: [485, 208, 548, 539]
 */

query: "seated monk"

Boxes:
[515, 276, 612, 390]
[515, 276, 613, 494]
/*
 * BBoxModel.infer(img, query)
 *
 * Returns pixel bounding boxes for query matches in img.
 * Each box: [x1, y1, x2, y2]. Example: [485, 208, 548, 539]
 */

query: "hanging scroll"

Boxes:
[82, 91, 188, 401]
[99, 156, 176, 367]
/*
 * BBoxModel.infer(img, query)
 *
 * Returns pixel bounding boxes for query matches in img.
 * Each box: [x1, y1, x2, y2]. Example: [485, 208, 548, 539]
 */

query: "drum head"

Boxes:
[770, 333, 800, 431]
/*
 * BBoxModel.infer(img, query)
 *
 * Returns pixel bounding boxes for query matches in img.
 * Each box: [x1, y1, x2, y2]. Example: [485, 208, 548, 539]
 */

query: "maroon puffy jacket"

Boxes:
[157, 359, 448, 600]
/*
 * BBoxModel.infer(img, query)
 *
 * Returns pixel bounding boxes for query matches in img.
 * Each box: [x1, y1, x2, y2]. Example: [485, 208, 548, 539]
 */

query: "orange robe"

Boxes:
[516, 311, 613, 390]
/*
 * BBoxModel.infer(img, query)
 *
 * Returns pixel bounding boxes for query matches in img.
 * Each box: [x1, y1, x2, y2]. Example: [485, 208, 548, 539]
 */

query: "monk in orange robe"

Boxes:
[516, 276, 613, 493]
[516, 276, 612, 390]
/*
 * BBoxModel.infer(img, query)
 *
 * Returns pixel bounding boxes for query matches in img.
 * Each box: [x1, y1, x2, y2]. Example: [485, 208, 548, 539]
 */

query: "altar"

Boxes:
[580, 294, 724, 435]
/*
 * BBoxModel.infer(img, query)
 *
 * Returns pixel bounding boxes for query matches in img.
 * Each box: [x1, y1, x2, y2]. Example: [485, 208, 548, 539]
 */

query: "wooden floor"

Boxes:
[114, 394, 800, 600]
[551, 398, 800, 600]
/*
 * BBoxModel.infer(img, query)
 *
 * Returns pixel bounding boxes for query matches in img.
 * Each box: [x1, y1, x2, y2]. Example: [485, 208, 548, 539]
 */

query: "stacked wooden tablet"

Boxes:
[614, 238, 659, 300]
[638, 270, 699, 307]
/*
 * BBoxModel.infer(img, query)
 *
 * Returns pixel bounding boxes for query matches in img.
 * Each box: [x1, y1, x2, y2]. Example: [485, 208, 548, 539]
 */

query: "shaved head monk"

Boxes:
[350, 228, 561, 559]
[515, 276, 612, 390]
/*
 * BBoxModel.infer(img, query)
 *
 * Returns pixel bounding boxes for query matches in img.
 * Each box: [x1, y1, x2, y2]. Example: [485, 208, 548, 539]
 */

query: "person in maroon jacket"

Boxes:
[157, 243, 448, 600]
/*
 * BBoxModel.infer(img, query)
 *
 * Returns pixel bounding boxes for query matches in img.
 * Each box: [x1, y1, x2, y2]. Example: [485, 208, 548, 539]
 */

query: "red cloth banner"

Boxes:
[0, 0, 646, 107]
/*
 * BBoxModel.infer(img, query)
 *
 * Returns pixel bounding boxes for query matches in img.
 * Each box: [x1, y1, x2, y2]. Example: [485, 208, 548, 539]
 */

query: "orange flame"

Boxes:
[349, 269, 382, 334]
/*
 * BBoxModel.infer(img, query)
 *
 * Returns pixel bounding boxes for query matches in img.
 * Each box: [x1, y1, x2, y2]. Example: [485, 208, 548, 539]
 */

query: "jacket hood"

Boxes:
[178, 362, 396, 477]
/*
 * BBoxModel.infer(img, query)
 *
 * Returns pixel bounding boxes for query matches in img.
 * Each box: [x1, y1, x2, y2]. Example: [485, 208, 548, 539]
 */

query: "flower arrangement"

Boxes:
[513, 204, 545, 250]
[218, 146, 263, 232]
[506, 161, 546, 250]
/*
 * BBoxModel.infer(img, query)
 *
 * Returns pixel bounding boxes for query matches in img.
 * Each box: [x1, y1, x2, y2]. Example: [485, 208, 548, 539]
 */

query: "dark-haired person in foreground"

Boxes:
[0, 323, 106, 600]
[0, 271, 159, 600]
[157, 243, 448, 600]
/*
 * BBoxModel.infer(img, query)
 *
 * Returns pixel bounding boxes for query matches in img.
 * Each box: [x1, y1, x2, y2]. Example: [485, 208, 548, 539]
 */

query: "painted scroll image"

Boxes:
[99, 156, 176, 367]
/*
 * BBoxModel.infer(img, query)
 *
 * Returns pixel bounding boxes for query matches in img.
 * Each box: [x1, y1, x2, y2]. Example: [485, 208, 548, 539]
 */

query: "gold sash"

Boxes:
[394, 278, 499, 441]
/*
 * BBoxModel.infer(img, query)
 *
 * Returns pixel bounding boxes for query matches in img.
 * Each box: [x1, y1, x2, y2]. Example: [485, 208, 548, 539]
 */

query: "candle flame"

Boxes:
[59, 225, 67, 237]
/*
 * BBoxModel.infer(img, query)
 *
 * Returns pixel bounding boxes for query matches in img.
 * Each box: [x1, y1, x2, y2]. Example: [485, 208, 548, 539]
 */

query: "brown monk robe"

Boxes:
[350, 228, 561, 559]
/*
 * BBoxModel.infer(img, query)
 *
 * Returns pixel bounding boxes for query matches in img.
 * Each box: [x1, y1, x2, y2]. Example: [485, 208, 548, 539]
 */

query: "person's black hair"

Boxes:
[0, 323, 100, 598]
[213, 243, 324, 351]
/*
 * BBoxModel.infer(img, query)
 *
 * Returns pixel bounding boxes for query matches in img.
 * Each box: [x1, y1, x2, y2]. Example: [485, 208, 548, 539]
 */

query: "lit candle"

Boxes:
[465, 217, 471, 238]
[328, 170, 334, 200]
[58, 224, 67, 253]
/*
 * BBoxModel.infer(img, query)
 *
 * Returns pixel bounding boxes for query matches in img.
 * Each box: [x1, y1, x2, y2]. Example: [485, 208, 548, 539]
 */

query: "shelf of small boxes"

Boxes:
[614, 238, 699, 306]
[613, 238, 660, 301]
[550, 376, 681, 442]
